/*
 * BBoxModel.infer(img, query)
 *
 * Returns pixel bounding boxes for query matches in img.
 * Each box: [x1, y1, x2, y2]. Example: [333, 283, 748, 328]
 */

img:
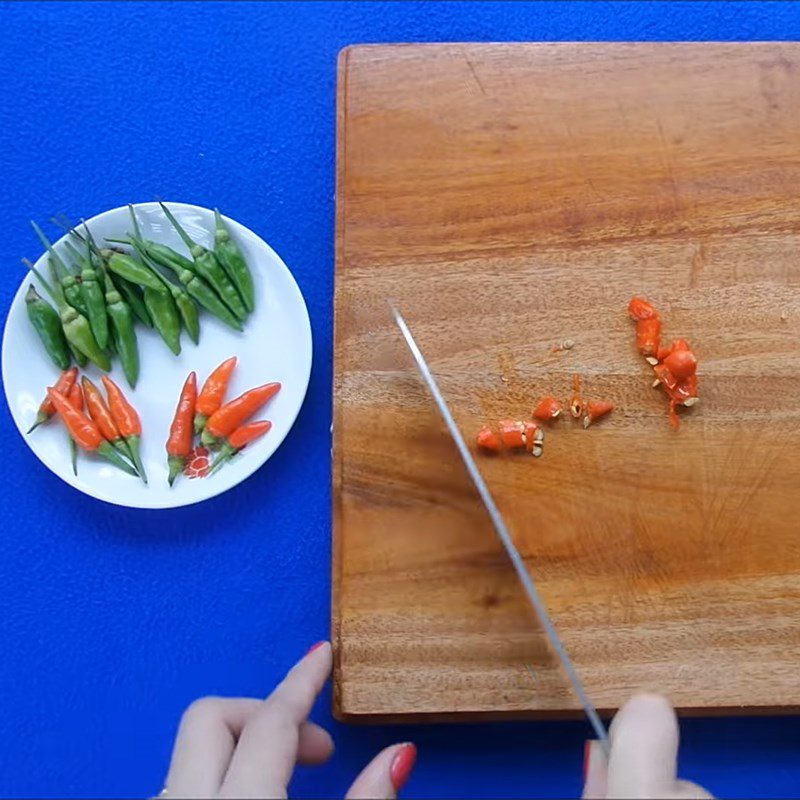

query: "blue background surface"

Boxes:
[2, 2, 800, 797]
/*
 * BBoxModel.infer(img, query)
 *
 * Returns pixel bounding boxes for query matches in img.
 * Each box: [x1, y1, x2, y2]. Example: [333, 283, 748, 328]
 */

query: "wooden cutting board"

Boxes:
[333, 42, 800, 722]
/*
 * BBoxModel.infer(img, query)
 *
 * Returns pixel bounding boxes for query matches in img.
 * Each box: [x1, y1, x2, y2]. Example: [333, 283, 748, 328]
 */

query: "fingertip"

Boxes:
[612, 693, 677, 739]
[305, 640, 330, 657]
[608, 693, 680, 797]
[345, 741, 414, 799]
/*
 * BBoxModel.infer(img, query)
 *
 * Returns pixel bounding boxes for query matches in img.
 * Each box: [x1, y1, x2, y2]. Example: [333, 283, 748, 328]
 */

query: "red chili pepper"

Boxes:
[498, 419, 526, 449]
[582, 400, 614, 428]
[48, 388, 100, 450]
[532, 396, 563, 422]
[476, 425, 501, 452]
[67, 382, 84, 412]
[27, 367, 78, 434]
[82, 377, 120, 441]
[101, 376, 140, 436]
[208, 420, 273, 476]
[656, 345, 672, 362]
[628, 297, 662, 357]
[495, 420, 543, 455]
[635, 317, 662, 358]
[629, 299, 699, 428]
[663, 348, 697, 381]
[47, 388, 137, 476]
[628, 297, 658, 320]
[166, 372, 198, 487]
[195, 356, 237, 434]
[66, 382, 84, 476]
[81, 376, 134, 466]
[101, 376, 147, 483]
[569, 374, 583, 418]
[203, 382, 281, 445]
[653, 345, 699, 428]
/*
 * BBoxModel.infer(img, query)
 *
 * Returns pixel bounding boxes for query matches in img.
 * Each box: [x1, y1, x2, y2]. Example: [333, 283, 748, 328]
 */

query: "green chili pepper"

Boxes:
[68, 341, 88, 367]
[138, 241, 194, 273]
[106, 252, 164, 291]
[25, 284, 71, 369]
[214, 209, 255, 314]
[25, 262, 111, 371]
[113, 275, 152, 328]
[103, 272, 139, 388]
[75, 234, 109, 350]
[143, 285, 181, 355]
[31, 222, 89, 316]
[128, 205, 200, 344]
[174, 290, 200, 344]
[110, 230, 194, 274]
[151, 269, 199, 345]
[159, 202, 248, 321]
[159, 257, 243, 331]
[119, 231, 241, 332]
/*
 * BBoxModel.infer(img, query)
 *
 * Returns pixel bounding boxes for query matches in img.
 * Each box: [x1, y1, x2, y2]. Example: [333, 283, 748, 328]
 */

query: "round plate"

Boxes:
[2, 202, 312, 509]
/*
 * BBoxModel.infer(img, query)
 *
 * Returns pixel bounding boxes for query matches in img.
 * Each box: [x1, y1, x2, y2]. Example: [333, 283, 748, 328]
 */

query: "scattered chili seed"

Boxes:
[569, 374, 583, 418]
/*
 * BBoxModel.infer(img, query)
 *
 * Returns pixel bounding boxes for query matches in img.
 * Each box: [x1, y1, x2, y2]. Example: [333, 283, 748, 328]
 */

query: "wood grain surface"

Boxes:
[333, 43, 800, 721]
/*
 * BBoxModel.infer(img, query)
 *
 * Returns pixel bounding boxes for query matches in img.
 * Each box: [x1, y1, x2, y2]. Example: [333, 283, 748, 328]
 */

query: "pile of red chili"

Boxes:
[28, 356, 281, 486]
[29, 367, 148, 480]
[476, 376, 614, 457]
[168, 356, 280, 485]
[628, 297, 699, 428]
[475, 296, 700, 456]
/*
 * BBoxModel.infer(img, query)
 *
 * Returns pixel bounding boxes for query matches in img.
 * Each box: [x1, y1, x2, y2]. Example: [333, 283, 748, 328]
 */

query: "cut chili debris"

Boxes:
[583, 400, 614, 428]
[628, 297, 699, 428]
[532, 395, 563, 422]
[27, 356, 278, 486]
[477, 420, 544, 456]
[474, 294, 699, 459]
[476, 376, 614, 458]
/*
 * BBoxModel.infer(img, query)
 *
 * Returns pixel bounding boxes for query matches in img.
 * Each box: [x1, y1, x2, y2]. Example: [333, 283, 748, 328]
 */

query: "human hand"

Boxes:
[161, 642, 416, 799]
[582, 694, 713, 799]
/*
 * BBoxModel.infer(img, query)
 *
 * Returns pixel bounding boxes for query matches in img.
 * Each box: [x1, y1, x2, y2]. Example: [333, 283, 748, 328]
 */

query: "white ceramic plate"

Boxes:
[2, 202, 312, 509]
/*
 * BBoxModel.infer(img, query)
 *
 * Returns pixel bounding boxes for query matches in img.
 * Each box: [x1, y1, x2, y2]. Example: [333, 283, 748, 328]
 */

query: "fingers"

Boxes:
[297, 721, 335, 765]
[674, 779, 715, 799]
[345, 742, 417, 800]
[581, 740, 608, 799]
[165, 697, 263, 798]
[219, 642, 333, 798]
[607, 693, 680, 799]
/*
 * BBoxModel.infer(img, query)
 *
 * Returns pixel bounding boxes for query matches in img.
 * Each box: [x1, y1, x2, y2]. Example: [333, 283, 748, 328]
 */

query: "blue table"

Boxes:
[1, 3, 799, 796]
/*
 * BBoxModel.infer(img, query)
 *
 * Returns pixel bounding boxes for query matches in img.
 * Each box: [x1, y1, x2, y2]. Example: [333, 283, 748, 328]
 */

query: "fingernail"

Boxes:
[583, 740, 591, 781]
[390, 742, 417, 792]
[306, 641, 327, 655]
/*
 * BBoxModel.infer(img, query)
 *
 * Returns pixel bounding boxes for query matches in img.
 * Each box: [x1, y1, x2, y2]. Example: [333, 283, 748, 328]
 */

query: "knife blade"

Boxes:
[391, 303, 610, 754]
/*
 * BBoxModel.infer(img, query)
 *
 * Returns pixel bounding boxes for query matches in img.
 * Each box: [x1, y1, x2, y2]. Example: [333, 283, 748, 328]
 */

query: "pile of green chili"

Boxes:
[24, 205, 255, 388]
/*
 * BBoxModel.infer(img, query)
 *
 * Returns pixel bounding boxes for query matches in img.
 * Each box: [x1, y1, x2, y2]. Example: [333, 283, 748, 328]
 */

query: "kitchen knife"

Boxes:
[391, 303, 610, 755]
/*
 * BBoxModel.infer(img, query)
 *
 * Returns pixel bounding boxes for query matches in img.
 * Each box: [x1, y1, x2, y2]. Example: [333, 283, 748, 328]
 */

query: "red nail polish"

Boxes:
[583, 740, 591, 781]
[306, 641, 327, 655]
[390, 743, 417, 792]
